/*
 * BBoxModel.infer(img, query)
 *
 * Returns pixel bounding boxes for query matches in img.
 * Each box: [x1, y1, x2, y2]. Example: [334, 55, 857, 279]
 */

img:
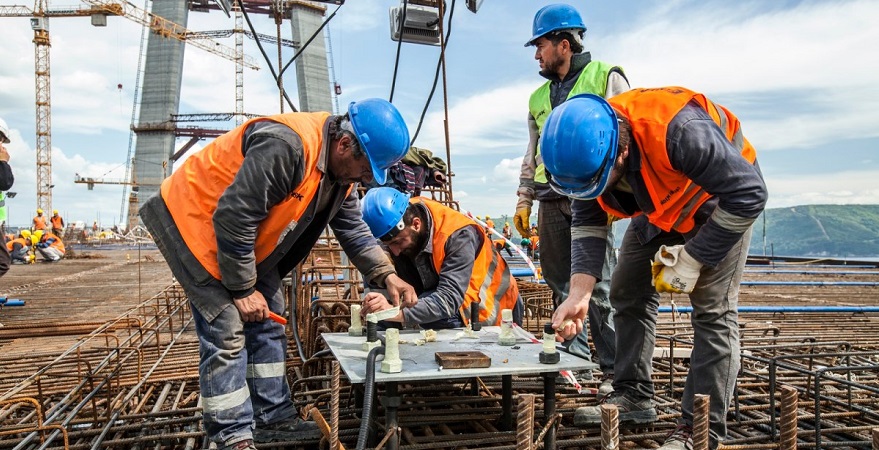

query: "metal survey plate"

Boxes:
[322, 326, 597, 384]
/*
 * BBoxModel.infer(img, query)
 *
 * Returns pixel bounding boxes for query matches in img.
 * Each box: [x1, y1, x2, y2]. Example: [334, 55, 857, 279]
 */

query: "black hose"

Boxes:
[238, 1, 299, 112]
[410, 0, 456, 146]
[356, 345, 385, 450]
[388, 0, 408, 102]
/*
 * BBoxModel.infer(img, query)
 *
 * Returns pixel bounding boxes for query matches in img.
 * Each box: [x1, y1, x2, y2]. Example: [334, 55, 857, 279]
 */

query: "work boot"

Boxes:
[657, 424, 694, 450]
[221, 438, 257, 450]
[573, 392, 657, 426]
[598, 373, 614, 396]
[253, 416, 321, 443]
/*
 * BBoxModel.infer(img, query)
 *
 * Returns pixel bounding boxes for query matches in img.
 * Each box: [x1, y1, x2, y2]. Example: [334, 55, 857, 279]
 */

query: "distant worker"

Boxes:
[483, 215, 495, 236]
[0, 118, 14, 277]
[139, 99, 416, 450]
[34, 230, 65, 262]
[502, 222, 513, 240]
[516, 3, 625, 394]
[33, 209, 47, 231]
[92, 221, 98, 234]
[360, 187, 523, 328]
[6, 231, 31, 264]
[494, 238, 514, 258]
[543, 88, 767, 449]
[50, 210, 65, 237]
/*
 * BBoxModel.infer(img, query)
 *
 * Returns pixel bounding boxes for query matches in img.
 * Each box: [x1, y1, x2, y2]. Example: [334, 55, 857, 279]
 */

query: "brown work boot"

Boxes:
[574, 392, 657, 426]
[657, 424, 694, 450]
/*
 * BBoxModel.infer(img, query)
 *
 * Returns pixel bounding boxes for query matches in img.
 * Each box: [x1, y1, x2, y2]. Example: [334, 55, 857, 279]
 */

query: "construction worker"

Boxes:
[516, 4, 625, 394]
[360, 187, 523, 328]
[502, 222, 512, 240]
[32, 208, 47, 231]
[6, 231, 31, 265]
[139, 98, 417, 450]
[50, 210, 64, 237]
[0, 118, 14, 277]
[543, 88, 767, 449]
[34, 230, 64, 262]
[483, 215, 495, 236]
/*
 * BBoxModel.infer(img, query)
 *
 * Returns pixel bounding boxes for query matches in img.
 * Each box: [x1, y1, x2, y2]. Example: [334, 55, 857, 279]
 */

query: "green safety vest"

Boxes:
[0, 192, 6, 224]
[528, 60, 617, 184]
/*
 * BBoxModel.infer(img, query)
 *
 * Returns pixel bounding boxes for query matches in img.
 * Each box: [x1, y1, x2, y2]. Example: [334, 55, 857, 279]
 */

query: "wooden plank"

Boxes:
[435, 351, 491, 369]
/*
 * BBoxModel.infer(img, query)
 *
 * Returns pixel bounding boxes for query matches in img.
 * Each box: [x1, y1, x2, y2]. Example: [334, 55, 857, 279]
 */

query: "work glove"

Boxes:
[514, 207, 531, 238]
[651, 245, 703, 294]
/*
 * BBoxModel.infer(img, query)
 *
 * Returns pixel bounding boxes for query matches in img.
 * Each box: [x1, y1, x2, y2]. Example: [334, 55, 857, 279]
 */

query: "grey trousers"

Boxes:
[539, 197, 616, 373]
[611, 225, 751, 446]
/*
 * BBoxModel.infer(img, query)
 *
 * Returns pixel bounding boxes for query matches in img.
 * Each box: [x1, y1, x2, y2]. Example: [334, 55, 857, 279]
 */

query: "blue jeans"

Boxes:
[539, 197, 616, 373]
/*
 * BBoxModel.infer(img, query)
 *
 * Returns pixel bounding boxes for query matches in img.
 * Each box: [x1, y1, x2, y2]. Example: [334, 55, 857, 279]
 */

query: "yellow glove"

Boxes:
[514, 207, 531, 238]
[651, 245, 702, 294]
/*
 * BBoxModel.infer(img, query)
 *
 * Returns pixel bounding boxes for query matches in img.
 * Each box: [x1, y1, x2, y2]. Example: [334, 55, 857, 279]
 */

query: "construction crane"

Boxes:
[0, 1, 259, 215]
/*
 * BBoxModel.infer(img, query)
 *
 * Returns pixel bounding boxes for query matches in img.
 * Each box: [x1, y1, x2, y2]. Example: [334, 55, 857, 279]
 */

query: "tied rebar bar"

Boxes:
[693, 394, 711, 450]
[600, 403, 619, 450]
[515, 394, 534, 450]
[331, 361, 341, 450]
[779, 385, 799, 450]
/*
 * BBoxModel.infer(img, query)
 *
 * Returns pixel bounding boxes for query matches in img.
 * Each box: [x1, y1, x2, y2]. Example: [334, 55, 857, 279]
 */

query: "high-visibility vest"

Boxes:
[0, 192, 7, 224]
[51, 215, 63, 229]
[6, 237, 27, 251]
[600, 87, 757, 233]
[33, 215, 47, 230]
[529, 60, 618, 183]
[160, 112, 331, 279]
[42, 232, 65, 253]
[417, 198, 519, 326]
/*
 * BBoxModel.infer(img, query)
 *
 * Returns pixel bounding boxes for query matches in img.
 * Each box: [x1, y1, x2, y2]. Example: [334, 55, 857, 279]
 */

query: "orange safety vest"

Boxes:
[6, 237, 27, 251]
[42, 232, 65, 253]
[33, 216, 47, 230]
[161, 112, 331, 280]
[417, 198, 519, 326]
[51, 215, 63, 229]
[600, 87, 757, 233]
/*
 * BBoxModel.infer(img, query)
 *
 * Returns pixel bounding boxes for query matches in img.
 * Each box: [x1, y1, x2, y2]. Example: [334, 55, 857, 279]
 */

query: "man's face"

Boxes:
[533, 37, 564, 74]
[331, 135, 374, 185]
[385, 220, 422, 258]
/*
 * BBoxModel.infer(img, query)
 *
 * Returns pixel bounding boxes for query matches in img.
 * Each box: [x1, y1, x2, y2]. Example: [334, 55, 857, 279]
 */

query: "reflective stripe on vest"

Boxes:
[529, 60, 617, 183]
[417, 198, 519, 326]
[599, 87, 757, 233]
[161, 112, 331, 280]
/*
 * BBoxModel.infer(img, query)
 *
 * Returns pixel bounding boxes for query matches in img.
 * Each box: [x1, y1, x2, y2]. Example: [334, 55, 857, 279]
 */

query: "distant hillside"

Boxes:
[749, 205, 879, 258]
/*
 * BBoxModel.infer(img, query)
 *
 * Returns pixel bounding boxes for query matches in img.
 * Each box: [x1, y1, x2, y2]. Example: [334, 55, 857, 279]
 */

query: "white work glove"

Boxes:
[651, 245, 703, 294]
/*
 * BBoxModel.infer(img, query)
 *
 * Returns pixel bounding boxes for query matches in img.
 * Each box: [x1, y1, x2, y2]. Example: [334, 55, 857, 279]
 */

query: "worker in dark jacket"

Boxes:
[140, 99, 417, 450]
[359, 187, 523, 328]
[0, 118, 14, 278]
[543, 87, 768, 450]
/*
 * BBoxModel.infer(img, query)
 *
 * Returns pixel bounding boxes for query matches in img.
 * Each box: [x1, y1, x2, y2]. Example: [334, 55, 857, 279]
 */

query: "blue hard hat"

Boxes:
[525, 4, 586, 47]
[540, 93, 619, 200]
[348, 99, 410, 185]
[361, 187, 410, 241]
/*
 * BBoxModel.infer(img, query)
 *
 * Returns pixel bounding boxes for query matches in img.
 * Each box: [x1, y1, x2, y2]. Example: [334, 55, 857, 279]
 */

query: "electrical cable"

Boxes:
[388, 0, 408, 102]
[410, 0, 456, 146]
[238, 0, 299, 111]
[278, 4, 343, 81]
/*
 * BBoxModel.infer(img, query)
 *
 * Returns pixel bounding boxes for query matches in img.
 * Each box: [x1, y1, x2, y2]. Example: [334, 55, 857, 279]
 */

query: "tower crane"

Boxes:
[0, 1, 259, 215]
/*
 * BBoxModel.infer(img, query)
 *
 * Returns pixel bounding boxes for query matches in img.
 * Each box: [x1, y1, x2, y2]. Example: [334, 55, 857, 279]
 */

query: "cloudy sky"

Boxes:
[0, 0, 877, 227]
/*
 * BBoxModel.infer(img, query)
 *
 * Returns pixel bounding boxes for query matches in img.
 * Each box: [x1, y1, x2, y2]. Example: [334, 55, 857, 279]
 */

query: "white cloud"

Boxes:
[765, 170, 879, 208]
[492, 157, 523, 183]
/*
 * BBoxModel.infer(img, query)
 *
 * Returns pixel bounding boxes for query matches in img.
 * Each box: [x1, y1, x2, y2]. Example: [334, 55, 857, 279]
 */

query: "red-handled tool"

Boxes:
[268, 312, 287, 325]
